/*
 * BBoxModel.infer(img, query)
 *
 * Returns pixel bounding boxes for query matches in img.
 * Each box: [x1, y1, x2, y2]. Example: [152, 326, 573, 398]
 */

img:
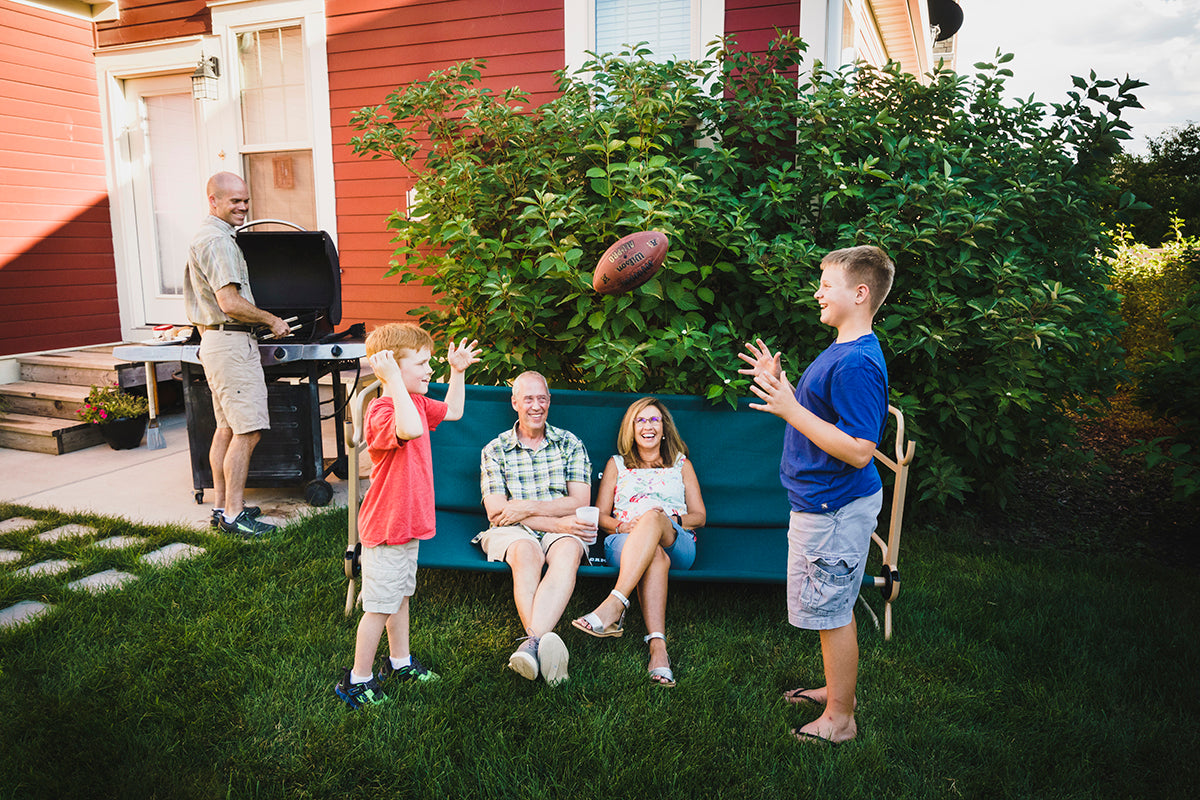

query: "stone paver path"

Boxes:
[68, 569, 139, 594]
[34, 524, 96, 543]
[0, 515, 208, 630]
[0, 601, 52, 628]
[0, 517, 40, 534]
[14, 559, 74, 578]
[94, 535, 147, 550]
[140, 542, 204, 567]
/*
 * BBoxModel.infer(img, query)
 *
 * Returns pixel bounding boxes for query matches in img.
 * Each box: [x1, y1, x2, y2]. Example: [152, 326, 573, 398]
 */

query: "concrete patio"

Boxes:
[0, 409, 352, 530]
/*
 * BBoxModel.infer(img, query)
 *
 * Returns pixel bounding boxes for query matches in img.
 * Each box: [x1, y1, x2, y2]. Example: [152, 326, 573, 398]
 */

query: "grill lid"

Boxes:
[236, 224, 342, 339]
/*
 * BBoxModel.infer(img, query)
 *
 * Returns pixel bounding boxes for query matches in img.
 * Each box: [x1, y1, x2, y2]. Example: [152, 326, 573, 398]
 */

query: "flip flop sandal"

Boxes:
[782, 687, 858, 709]
[571, 589, 628, 638]
[791, 729, 844, 747]
[782, 687, 823, 708]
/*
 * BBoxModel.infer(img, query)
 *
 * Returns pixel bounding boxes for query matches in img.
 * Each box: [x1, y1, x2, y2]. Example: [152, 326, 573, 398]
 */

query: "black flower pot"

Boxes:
[99, 416, 148, 450]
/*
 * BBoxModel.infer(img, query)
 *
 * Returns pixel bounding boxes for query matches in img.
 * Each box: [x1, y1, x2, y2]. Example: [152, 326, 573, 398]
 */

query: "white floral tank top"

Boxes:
[611, 453, 687, 525]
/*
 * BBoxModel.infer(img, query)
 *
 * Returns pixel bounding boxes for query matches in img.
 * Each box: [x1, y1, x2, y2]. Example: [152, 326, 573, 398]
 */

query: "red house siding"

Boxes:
[95, 0, 211, 48]
[0, 0, 120, 357]
[327, 0, 566, 331]
[726, 0, 801, 53]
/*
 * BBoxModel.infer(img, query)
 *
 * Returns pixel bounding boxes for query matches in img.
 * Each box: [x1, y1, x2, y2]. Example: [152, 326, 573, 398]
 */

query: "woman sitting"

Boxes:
[571, 397, 706, 686]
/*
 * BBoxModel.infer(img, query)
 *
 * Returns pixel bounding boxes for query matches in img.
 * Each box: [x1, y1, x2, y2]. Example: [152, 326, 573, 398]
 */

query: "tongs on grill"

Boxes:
[258, 312, 324, 341]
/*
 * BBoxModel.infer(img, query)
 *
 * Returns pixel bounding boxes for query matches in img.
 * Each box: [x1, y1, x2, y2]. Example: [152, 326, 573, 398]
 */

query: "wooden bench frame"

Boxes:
[342, 382, 914, 639]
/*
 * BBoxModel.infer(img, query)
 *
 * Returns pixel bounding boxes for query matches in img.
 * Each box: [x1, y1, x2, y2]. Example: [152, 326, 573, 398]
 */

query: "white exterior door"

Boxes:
[122, 73, 204, 325]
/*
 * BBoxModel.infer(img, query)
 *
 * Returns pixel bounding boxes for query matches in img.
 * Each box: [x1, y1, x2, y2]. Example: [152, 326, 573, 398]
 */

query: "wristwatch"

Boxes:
[672, 513, 682, 527]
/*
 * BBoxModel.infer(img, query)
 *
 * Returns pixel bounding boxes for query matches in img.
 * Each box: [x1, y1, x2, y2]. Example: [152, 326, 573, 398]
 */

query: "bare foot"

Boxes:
[793, 713, 856, 746]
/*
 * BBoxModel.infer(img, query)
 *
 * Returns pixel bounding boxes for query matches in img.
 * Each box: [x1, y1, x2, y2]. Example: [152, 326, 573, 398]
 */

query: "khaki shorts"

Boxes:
[361, 539, 420, 614]
[473, 525, 589, 565]
[199, 330, 269, 434]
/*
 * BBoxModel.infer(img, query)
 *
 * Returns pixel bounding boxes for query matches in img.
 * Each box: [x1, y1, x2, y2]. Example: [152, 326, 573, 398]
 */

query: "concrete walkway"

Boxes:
[0, 410, 351, 530]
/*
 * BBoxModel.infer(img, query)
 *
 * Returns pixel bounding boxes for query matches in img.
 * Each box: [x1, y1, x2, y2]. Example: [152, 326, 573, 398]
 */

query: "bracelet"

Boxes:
[672, 514, 682, 527]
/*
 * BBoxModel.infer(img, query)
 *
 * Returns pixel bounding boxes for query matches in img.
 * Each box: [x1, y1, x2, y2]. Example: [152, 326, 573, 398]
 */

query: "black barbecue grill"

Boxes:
[180, 221, 366, 506]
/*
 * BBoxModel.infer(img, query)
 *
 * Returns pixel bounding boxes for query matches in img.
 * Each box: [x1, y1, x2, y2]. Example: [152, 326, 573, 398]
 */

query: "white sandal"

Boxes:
[571, 589, 629, 638]
[645, 632, 676, 687]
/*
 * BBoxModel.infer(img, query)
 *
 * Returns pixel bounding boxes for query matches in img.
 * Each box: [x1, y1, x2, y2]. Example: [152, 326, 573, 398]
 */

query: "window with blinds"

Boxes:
[594, 0, 693, 61]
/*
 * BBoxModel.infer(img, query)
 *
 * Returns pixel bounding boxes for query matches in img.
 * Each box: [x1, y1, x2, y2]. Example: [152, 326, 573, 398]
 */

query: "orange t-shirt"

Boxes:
[358, 394, 448, 547]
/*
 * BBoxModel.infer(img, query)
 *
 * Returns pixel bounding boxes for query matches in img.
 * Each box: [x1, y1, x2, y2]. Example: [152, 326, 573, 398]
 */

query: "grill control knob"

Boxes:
[273, 347, 286, 361]
[331, 345, 343, 357]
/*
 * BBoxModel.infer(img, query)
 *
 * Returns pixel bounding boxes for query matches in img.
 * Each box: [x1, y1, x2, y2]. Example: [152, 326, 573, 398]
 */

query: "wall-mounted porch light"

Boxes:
[191, 55, 220, 101]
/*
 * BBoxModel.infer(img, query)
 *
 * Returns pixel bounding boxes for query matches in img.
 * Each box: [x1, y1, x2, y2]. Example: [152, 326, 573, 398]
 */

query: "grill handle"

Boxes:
[237, 219, 308, 232]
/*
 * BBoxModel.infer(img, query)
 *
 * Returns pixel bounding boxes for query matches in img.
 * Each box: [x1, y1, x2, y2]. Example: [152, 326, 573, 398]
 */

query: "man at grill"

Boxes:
[184, 171, 290, 537]
[475, 371, 596, 685]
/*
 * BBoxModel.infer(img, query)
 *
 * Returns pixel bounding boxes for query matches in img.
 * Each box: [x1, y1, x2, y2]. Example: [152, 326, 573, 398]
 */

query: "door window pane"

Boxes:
[244, 151, 317, 231]
[238, 27, 308, 145]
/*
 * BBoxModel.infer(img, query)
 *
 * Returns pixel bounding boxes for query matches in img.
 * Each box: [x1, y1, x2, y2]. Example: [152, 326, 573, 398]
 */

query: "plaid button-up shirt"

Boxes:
[480, 423, 591, 535]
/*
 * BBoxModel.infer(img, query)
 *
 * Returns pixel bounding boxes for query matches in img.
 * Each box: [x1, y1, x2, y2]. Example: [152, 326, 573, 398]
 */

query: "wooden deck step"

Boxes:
[19, 351, 121, 388]
[0, 412, 103, 455]
[0, 381, 91, 420]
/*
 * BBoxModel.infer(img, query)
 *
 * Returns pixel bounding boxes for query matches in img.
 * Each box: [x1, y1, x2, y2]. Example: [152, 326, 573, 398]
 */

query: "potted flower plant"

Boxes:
[77, 383, 150, 449]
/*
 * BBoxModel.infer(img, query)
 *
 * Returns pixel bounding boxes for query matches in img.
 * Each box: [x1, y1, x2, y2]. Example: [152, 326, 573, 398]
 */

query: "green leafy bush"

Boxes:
[1124, 240, 1200, 499]
[350, 38, 1142, 507]
[1109, 225, 1200, 369]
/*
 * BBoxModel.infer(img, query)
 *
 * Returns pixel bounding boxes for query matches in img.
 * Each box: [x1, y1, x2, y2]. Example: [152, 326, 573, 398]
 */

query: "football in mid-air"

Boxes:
[592, 230, 669, 295]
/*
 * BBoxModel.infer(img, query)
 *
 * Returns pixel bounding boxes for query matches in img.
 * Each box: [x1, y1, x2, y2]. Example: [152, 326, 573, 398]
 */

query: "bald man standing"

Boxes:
[184, 172, 290, 536]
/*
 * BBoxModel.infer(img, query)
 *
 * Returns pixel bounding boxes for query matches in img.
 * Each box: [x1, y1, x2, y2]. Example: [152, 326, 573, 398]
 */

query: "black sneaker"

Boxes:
[210, 506, 261, 529]
[377, 655, 439, 684]
[333, 668, 389, 709]
[218, 508, 275, 537]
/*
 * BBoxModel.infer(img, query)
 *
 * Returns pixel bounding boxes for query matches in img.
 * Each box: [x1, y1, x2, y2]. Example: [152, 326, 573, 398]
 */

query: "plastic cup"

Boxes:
[576, 506, 600, 527]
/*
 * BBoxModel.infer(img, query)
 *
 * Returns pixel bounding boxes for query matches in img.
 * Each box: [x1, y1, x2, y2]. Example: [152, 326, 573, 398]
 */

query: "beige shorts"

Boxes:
[199, 330, 269, 434]
[360, 539, 420, 614]
[473, 525, 589, 565]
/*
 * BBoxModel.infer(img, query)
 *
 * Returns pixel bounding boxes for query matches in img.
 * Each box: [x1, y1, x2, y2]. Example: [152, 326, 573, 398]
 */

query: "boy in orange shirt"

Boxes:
[335, 322, 480, 709]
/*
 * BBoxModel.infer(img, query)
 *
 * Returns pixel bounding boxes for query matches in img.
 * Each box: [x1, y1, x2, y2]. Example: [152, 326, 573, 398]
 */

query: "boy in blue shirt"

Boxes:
[738, 245, 894, 746]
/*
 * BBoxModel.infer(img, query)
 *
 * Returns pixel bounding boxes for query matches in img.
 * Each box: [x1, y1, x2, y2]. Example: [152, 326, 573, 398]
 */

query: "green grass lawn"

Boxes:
[1, 501, 1197, 800]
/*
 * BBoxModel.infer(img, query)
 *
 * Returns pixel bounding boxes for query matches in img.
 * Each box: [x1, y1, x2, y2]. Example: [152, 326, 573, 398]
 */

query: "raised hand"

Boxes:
[447, 338, 482, 373]
[737, 338, 782, 381]
[368, 349, 403, 387]
[748, 368, 799, 419]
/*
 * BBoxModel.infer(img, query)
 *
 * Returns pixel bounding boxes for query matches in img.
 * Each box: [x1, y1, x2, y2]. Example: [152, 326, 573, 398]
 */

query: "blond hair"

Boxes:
[822, 245, 895, 313]
[365, 322, 434, 359]
[617, 396, 688, 469]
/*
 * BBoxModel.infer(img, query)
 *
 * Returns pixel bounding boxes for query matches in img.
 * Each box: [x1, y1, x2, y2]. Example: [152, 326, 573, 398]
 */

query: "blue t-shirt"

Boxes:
[781, 332, 889, 513]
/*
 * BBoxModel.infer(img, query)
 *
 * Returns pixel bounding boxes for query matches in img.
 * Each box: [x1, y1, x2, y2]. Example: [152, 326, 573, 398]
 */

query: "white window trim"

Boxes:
[210, 0, 337, 242]
[564, 0, 725, 77]
[799, 0, 844, 71]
